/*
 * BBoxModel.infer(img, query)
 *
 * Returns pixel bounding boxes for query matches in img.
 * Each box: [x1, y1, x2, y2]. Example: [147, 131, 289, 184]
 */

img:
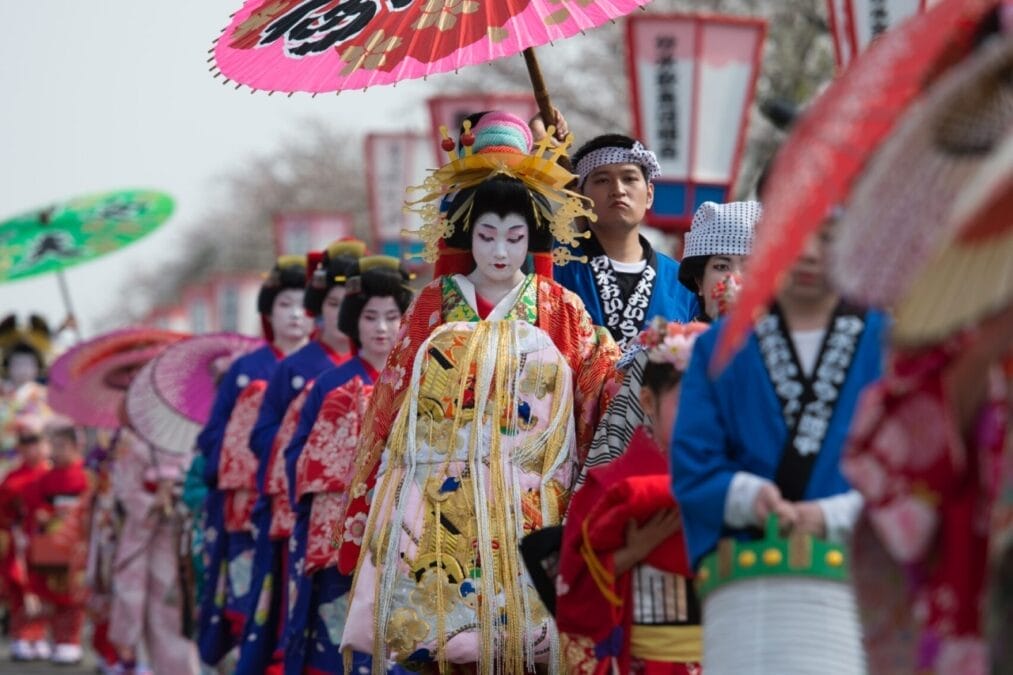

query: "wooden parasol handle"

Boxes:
[523, 47, 555, 131]
[56, 267, 82, 343]
[522, 47, 574, 171]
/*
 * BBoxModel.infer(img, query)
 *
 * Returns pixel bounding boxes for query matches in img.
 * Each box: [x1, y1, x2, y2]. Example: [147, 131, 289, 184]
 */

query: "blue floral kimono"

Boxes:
[282, 356, 377, 674]
[235, 340, 345, 674]
[195, 343, 278, 666]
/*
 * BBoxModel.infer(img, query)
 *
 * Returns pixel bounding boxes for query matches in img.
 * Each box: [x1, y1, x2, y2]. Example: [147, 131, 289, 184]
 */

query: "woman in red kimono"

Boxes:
[557, 319, 708, 675]
[22, 417, 90, 665]
[842, 303, 1013, 674]
[0, 414, 51, 661]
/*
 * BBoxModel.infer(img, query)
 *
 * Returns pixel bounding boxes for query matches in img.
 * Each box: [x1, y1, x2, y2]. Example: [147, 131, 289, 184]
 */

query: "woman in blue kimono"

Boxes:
[195, 256, 310, 668]
[235, 241, 364, 674]
[282, 257, 414, 674]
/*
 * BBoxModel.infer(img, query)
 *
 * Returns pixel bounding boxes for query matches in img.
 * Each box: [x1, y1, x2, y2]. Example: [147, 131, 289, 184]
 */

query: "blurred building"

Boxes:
[143, 272, 262, 336]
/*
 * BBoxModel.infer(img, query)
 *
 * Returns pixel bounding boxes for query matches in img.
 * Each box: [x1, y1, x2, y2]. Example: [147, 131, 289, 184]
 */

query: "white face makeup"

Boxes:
[357, 296, 402, 365]
[469, 212, 529, 288]
[7, 352, 39, 386]
[270, 288, 311, 344]
[320, 284, 347, 347]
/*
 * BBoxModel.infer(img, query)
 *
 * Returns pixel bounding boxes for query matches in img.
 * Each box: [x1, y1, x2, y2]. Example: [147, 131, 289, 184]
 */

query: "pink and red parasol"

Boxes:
[47, 328, 187, 428]
[126, 332, 262, 453]
[213, 0, 653, 93]
[152, 332, 262, 424]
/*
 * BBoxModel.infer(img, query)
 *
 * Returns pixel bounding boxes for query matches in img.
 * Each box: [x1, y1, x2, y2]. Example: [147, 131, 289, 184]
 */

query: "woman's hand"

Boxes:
[154, 480, 175, 517]
[24, 593, 42, 618]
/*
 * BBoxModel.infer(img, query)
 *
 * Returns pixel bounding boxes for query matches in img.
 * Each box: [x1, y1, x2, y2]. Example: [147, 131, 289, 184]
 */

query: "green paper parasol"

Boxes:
[0, 189, 173, 282]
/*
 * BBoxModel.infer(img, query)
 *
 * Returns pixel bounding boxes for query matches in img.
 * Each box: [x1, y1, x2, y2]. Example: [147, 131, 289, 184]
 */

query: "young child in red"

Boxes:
[23, 417, 90, 665]
[0, 414, 51, 661]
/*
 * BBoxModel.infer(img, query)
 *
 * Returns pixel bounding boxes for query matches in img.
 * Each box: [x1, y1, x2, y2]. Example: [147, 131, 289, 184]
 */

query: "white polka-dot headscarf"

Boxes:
[684, 201, 761, 259]
[575, 141, 662, 188]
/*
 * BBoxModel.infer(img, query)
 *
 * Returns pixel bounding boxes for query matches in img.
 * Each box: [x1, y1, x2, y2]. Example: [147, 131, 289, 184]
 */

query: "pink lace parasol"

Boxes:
[125, 333, 262, 454]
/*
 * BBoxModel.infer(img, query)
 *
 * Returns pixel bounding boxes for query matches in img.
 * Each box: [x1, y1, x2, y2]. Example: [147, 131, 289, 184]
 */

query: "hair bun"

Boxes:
[472, 112, 533, 155]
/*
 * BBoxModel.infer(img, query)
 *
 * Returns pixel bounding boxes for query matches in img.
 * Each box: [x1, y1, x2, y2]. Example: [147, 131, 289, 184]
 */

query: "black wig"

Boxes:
[257, 258, 307, 315]
[443, 176, 554, 255]
[337, 265, 414, 349]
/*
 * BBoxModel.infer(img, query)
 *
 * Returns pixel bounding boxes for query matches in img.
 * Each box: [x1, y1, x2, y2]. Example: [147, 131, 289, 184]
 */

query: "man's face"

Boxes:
[581, 163, 654, 232]
[781, 219, 835, 302]
[699, 255, 747, 320]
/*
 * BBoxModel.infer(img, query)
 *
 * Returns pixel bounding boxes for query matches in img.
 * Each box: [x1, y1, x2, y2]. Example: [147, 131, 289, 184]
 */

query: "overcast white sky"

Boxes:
[0, 2, 441, 336]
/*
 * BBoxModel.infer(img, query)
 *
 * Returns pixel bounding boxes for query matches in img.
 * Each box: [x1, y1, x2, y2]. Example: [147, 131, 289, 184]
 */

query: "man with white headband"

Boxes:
[555, 134, 700, 347]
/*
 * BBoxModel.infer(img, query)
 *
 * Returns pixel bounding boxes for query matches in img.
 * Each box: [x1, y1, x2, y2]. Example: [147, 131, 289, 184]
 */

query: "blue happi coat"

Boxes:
[554, 235, 700, 330]
[282, 356, 376, 675]
[235, 339, 344, 674]
[670, 312, 886, 567]
[195, 343, 277, 666]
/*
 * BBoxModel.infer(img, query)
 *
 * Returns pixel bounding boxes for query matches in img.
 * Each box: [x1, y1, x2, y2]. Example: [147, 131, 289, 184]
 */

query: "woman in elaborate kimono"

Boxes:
[338, 112, 621, 674]
[842, 308, 1010, 674]
[282, 258, 414, 675]
[236, 240, 364, 674]
[195, 255, 310, 668]
[109, 427, 199, 675]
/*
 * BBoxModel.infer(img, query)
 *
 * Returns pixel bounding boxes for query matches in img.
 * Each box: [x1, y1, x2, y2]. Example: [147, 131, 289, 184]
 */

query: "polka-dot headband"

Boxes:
[575, 141, 662, 187]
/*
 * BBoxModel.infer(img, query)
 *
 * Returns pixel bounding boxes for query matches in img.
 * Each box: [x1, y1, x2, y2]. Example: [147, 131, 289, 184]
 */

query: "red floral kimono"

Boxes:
[295, 376, 373, 575]
[23, 459, 91, 646]
[219, 382, 268, 533]
[557, 427, 700, 675]
[0, 458, 50, 641]
[843, 339, 1009, 674]
[264, 385, 312, 539]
